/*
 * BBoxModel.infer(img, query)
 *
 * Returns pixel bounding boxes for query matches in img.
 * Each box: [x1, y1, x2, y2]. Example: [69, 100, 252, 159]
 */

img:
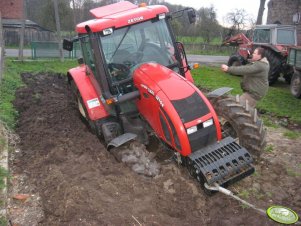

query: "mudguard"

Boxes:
[107, 133, 137, 149]
[68, 66, 109, 121]
[207, 87, 233, 98]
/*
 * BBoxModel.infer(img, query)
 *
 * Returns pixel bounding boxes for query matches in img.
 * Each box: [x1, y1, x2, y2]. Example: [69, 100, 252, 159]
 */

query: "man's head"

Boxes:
[251, 47, 265, 61]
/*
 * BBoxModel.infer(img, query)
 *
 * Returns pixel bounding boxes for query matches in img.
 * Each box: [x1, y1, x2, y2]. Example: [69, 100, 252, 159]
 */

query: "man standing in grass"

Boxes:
[221, 47, 269, 108]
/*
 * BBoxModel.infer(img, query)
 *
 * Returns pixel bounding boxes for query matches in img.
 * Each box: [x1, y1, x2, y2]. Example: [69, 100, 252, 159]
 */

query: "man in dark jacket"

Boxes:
[221, 47, 269, 108]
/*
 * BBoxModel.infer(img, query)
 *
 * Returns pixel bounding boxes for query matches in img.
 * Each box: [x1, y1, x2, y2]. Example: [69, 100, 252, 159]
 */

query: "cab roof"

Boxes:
[255, 24, 296, 30]
[76, 1, 169, 34]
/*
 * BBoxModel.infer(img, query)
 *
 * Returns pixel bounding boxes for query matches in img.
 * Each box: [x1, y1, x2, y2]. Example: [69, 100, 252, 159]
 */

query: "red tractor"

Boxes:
[223, 24, 298, 85]
[63, 1, 265, 192]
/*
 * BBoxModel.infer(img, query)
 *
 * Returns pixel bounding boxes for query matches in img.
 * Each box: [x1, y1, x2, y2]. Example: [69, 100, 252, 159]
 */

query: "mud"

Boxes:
[8, 73, 301, 225]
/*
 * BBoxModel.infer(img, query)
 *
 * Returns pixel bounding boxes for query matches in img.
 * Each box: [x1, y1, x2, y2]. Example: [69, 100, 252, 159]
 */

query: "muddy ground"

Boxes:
[7, 73, 301, 225]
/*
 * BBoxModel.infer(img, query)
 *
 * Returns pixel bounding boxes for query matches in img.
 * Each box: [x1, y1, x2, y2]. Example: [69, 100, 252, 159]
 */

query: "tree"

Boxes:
[226, 9, 249, 34]
[197, 6, 220, 43]
[26, 0, 73, 31]
[256, 0, 266, 25]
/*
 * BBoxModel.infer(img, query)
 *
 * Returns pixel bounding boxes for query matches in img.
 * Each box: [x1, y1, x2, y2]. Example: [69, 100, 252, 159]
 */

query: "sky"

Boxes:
[164, 0, 269, 27]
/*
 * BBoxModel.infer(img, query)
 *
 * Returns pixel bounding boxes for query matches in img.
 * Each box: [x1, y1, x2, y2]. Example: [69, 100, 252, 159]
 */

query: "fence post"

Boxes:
[0, 12, 4, 83]
[53, 0, 64, 62]
[18, 0, 26, 61]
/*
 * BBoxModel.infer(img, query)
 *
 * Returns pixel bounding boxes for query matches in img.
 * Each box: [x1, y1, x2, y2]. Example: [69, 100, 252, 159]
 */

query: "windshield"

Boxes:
[100, 19, 177, 86]
[253, 29, 270, 43]
[277, 29, 295, 45]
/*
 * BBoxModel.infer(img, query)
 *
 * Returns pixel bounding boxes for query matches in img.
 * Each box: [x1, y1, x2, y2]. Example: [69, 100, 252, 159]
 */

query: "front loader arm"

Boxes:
[222, 33, 251, 47]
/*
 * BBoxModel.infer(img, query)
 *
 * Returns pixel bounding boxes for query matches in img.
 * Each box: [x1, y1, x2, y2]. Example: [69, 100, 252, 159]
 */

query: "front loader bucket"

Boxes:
[187, 137, 254, 187]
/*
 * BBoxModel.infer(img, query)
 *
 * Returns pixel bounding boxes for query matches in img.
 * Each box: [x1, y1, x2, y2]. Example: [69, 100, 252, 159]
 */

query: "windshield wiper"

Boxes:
[109, 26, 131, 62]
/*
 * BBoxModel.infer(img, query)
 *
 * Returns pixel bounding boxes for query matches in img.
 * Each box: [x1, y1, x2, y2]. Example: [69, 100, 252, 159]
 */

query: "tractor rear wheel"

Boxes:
[264, 48, 282, 85]
[290, 71, 301, 98]
[208, 96, 266, 159]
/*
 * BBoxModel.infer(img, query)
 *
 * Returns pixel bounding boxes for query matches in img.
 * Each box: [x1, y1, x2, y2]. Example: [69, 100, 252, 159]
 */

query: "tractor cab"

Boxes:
[64, 1, 196, 99]
[99, 17, 179, 96]
[253, 24, 297, 46]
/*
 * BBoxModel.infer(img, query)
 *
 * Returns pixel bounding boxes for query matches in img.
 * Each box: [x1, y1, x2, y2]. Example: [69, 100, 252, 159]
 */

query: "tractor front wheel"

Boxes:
[209, 96, 266, 159]
[264, 48, 282, 85]
[69, 80, 96, 132]
[227, 55, 245, 66]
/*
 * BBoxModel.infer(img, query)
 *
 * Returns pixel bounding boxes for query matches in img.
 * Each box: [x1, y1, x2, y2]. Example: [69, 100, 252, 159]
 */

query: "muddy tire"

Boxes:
[290, 71, 301, 98]
[69, 80, 96, 132]
[209, 96, 266, 159]
[264, 48, 282, 85]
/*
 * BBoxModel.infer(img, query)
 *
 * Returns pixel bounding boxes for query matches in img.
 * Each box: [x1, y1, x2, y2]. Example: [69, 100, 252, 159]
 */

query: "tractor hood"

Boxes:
[133, 63, 195, 100]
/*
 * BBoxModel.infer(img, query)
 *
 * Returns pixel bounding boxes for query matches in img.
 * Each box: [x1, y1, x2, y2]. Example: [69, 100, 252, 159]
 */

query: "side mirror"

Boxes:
[63, 39, 73, 51]
[187, 9, 196, 24]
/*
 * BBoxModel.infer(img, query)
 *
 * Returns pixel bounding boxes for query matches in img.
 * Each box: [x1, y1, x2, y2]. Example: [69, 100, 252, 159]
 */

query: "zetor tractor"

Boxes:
[63, 1, 265, 192]
[223, 24, 298, 85]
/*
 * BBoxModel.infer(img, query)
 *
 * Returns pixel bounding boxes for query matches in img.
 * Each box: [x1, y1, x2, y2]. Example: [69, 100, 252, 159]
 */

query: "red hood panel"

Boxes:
[135, 63, 195, 100]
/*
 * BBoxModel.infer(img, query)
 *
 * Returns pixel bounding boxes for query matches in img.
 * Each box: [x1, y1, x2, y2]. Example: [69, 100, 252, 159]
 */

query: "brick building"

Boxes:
[267, 0, 301, 44]
[0, 0, 23, 19]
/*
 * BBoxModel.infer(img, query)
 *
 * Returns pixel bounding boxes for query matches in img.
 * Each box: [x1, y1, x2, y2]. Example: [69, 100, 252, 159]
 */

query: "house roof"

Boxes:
[2, 19, 53, 32]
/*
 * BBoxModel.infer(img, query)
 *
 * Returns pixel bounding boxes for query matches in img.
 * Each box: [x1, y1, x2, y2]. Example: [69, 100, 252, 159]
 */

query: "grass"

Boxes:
[238, 189, 250, 199]
[286, 168, 301, 177]
[176, 36, 222, 44]
[261, 115, 280, 128]
[0, 216, 7, 226]
[0, 137, 5, 150]
[192, 66, 301, 124]
[0, 167, 9, 190]
[283, 130, 301, 139]
[264, 144, 274, 153]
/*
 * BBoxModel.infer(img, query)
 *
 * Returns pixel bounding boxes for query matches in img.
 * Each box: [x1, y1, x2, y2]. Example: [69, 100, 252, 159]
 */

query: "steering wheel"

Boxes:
[139, 43, 171, 65]
[125, 51, 144, 66]
[108, 63, 130, 81]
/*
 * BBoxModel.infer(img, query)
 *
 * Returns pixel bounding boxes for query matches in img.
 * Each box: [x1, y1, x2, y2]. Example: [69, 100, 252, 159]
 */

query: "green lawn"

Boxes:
[192, 66, 301, 124]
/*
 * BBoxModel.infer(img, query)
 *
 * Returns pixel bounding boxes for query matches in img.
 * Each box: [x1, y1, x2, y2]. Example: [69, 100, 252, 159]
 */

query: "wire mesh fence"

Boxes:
[29, 41, 236, 59]
[31, 41, 81, 59]
[183, 43, 237, 55]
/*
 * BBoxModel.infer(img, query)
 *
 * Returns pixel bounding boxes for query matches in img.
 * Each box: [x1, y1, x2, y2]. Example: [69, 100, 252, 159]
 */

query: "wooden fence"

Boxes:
[4, 29, 57, 46]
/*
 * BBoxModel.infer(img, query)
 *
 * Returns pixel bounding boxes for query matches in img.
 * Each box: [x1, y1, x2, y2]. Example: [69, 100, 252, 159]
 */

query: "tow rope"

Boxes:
[205, 183, 300, 225]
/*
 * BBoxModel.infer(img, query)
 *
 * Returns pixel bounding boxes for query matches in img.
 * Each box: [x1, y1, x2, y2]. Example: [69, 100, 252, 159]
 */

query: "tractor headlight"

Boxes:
[203, 119, 213, 128]
[187, 126, 197, 135]
[158, 13, 166, 20]
[187, 119, 213, 135]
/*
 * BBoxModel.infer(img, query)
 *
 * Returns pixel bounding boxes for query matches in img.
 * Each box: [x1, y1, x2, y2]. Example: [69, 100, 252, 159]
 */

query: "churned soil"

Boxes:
[8, 73, 301, 225]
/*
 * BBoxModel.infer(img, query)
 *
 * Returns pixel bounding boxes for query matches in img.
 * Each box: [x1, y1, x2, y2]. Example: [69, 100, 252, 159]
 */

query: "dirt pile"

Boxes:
[8, 73, 301, 225]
